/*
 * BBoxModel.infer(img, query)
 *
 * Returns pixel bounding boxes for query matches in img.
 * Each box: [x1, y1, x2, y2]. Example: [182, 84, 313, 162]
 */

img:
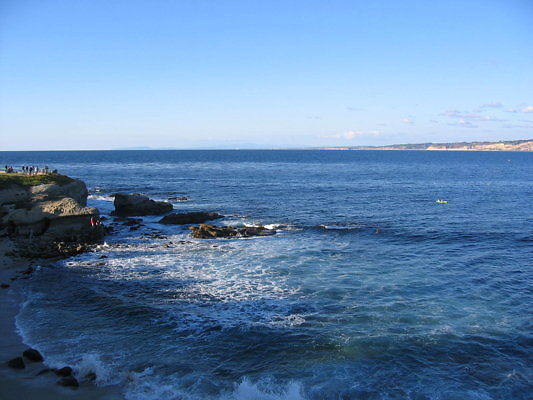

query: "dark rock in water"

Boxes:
[37, 368, 57, 376]
[121, 218, 143, 226]
[142, 233, 168, 239]
[56, 366, 73, 376]
[84, 372, 97, 381]
[23, 348, 43, 362]
[22, 267, 34, 275]
[159, 212, 223, 225]
[112, 193, 173, 216]
[1, 283, 9, 289]
[57, 376, 79, 388]
[189, 224, 276, 239]
[8, 357, 25, 369]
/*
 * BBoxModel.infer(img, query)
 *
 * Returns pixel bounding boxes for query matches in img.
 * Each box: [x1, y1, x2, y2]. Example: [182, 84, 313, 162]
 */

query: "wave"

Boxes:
[88, 194, 115, 202]
[123, 371, 307, 400]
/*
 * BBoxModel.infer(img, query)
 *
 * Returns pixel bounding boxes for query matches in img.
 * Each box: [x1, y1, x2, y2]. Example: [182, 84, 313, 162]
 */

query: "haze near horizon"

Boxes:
[1, 0, 532, 150]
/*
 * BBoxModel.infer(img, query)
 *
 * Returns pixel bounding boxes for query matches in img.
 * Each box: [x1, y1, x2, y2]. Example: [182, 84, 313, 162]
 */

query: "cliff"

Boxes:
[321, 139, 533, 151]
[0, 173, 105, 258]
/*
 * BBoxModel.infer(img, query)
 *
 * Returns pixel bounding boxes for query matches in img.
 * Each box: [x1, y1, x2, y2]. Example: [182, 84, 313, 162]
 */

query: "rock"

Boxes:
[57, 376, 79, 388]
[37, 368, 57, 376]
[112, 193, 173, 216]
[0, 176, 106, 260]
[22, 267, 34, 275]
[84, 372, 97, 381]
[56, 366, 73, 376]
[23, 348, 43, 362]
[189, 224, 276, 239]
[0, 283, 9, 289]
[239, 226, 277, 237]
[120, 217, 143, 226]
[7, 357, 25, 369]
[159, 212, 223, 225]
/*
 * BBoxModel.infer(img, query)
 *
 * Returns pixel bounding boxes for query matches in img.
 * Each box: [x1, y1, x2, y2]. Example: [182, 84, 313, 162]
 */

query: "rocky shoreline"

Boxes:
[0, 173, 278, 397]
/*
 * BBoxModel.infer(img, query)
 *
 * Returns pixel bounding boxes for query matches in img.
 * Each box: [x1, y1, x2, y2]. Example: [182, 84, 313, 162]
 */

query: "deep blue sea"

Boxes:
[2, 150, 532, 399]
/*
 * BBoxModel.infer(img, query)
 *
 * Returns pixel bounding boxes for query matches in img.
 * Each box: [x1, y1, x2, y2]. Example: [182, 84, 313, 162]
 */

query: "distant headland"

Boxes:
[319, 139, 533, 151]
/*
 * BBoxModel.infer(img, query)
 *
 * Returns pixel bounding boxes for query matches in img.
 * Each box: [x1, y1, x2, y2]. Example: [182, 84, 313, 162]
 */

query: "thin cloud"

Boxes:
[481, 102, 503, 108]
[330, 130, 385, 140]
[440, 109, 503, 122]
[504, 106, 533, 114]
[402, 118, 414, 125]
[449, 120, 479, 128]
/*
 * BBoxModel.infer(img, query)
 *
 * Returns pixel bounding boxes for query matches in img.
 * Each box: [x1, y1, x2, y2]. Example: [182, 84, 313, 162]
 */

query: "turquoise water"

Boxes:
[2, 150, 532, 399]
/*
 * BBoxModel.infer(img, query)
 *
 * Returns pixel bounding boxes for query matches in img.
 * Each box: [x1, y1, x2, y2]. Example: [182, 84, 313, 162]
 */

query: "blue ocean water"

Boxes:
[1, 150, 532, 399]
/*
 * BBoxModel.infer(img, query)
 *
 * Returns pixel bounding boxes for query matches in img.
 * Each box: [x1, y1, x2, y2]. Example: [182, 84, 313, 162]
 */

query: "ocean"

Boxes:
[1, 150, 532, 399]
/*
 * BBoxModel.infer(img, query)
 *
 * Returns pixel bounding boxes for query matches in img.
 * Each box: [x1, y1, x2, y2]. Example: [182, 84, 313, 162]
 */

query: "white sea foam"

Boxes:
[123, 371, 307, 400]
[88, 194, 115, 201]
[124, 368, 194, 400]
[76, 352, 119, 386]
[227, 378, 307, 400]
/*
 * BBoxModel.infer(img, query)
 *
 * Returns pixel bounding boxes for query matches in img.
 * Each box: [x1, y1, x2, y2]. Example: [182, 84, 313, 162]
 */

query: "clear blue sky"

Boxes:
[1, 0, 532, 150]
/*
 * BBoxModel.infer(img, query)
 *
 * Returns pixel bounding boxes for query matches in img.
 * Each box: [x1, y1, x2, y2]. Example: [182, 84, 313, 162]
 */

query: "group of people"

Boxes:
[21, 165, 52, 175]
[3, 165, 58, 175]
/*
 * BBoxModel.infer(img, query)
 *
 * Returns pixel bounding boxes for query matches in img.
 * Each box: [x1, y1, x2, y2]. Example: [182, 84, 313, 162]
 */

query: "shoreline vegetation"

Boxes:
[317, 138, 533, 151]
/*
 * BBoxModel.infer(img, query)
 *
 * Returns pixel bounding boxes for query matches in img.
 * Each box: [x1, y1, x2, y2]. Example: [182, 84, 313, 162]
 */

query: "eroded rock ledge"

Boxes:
[189, 224, 276, 239]
[112, 193, 173, 216]
[0, 174, 105, 258]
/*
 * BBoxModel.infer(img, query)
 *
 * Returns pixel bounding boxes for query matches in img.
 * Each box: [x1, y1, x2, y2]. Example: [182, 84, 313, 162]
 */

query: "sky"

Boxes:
[1, 0, 532, 150]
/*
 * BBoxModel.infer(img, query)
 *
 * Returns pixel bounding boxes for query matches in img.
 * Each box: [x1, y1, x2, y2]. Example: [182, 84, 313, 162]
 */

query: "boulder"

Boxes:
[0, 177, 105, 249]
[57, 376, 79, 388]
[159, 212, 223, 225]
[189, 224, 276, 239]
[112, 193, 173, 216]
[7, 357, 25, 369]
[23, 348, 43, 362]
[28, 180, 88, 206]
[56, 366, 73, 376]
[5, 198, 101, 239]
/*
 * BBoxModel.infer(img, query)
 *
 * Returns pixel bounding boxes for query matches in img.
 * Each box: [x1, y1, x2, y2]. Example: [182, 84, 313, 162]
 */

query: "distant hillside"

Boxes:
[321, 139, 533, 151]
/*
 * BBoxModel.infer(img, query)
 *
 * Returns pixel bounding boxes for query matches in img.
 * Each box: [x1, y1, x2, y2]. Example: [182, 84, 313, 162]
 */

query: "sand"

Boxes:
[0, 241, 123, 400]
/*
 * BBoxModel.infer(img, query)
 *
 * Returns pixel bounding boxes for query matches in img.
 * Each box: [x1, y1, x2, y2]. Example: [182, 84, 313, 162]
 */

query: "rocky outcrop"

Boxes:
[159, 212, 223, 225]
[7, 357, 25, 369]
[112, 193, 173, 216]
[190, 224, 276, 239]
[22, 348, 43, 362]
[0, 175, 105, 258]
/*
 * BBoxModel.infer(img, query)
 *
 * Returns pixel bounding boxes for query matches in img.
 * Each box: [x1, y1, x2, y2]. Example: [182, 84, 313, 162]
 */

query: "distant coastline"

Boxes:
[319, 139, 533, 151]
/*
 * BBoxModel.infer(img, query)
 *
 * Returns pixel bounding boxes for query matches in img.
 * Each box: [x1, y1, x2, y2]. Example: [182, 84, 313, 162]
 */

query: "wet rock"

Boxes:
[84, 372, 97, 381]
[189, 224, 276, 239]
[7, 357, 25, 369]
[159, 212, 223, 225]
[112, 193, 173, 216]
[22, 267, 34, 275]
[56, 366, 73, 376]
[37, 368, 57, 376]
[23, 348, 43, 362]
[121, 218, 143, 226]
[57, 376, 79, 388]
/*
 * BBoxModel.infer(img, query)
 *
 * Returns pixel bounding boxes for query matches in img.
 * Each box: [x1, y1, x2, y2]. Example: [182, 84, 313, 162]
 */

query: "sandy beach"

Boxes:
[0, 241, 123, 400]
